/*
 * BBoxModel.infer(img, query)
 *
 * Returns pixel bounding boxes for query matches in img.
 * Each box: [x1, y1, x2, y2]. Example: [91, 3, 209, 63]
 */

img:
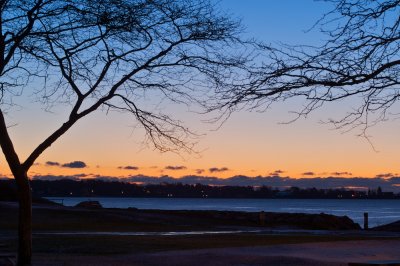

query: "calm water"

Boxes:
[46, 197, 400, 227]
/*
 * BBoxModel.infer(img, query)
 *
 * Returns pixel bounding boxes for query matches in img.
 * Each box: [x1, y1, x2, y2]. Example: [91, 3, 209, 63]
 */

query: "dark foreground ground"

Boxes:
[1, 201, 400, 265]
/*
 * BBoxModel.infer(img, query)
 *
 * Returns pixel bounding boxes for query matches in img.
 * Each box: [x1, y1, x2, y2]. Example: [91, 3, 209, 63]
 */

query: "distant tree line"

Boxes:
[0, 179, 397, 200]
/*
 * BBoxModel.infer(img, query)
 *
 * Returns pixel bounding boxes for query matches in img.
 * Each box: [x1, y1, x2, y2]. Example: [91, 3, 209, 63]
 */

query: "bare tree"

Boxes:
[217, 0, 400, 137]
[0, 0, 251, 264]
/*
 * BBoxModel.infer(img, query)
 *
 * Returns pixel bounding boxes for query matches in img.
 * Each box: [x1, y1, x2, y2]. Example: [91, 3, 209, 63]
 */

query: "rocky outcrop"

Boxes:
[262, 212, 361, 230]
[75, 200, 103, 209]
[153, 210, 362, 230]
[372, 220, 400, 232]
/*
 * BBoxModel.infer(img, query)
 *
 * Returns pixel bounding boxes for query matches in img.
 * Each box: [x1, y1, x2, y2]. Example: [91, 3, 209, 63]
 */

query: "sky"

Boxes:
[1, 0, 399, 186]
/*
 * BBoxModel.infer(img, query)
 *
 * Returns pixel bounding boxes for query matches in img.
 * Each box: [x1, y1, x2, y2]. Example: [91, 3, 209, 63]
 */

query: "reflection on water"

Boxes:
[35, 230, 261, 236]
[34, 229, 400, 237]
[46, 197, 400, 227]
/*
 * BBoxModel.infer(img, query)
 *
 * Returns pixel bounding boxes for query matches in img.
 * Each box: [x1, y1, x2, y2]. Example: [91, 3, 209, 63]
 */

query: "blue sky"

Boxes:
[1, 1, 399, 183]
[218, 0, 330, 43]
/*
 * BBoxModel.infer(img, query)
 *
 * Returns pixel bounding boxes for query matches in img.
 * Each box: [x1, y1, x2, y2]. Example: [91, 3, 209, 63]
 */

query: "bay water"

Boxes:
[46, 197, 400, 227]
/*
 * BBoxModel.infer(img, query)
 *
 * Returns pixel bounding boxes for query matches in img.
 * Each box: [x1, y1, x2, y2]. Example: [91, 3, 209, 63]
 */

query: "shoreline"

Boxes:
[43, 196, 400, 227]
[2, 201, 400, 265]
[1, 200, 363, 231]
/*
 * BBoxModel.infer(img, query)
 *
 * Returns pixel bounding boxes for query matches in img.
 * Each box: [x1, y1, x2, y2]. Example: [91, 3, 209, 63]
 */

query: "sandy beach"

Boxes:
[26, 239, 400, 266]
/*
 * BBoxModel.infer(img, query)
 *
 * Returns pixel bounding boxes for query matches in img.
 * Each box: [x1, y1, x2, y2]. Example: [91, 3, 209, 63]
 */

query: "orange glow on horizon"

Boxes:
[0, 161, 394, 180]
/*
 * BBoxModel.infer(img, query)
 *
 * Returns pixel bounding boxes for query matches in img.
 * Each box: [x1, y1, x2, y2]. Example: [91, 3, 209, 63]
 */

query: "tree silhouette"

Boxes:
[218, 0, 400, 137]
[0, 0, 250, 264]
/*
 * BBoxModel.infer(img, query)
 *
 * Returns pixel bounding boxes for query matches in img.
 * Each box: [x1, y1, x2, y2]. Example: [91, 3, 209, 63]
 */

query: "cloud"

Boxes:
[29, 174, 400, 192]
[90, 175, 120, 182]
[209, 167, 229, 173]
[196, 169, 205, 174]
[118, 166, 139, 170]
[124, 175, 220, 185]
[375, 173, 395, 178]
[301, 171, 315, 176]
[45, 161, 60, 166]
[62, 161, 87, 168]
[48, 161, 88, 168]
[75, 173, 89, 178]
[165, 165, 187, 171]
[269, 169, 285, 176]
[331, 171, 352, 176]
[32, 174, 81, 181]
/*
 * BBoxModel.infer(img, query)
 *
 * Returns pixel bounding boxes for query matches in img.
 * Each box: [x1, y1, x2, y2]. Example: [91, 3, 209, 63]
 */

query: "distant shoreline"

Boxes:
[2, 179, 399, 200]
[45, 195, 400, 199]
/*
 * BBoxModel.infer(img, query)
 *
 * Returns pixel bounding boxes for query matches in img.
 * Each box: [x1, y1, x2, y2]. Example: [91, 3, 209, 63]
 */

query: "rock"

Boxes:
[263, 212, 361, 230]
[372, 220, 400, 231]
[75, 200, 103, 209]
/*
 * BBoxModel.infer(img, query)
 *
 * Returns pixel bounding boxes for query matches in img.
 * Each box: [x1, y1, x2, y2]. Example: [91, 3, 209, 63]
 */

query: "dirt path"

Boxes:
[30, 239, 400, 266]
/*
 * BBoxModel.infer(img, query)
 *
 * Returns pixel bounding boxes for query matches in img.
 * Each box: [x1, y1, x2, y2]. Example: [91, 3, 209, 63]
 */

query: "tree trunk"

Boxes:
[15, 172, 32, 266]
[0, 111, 32, 265]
